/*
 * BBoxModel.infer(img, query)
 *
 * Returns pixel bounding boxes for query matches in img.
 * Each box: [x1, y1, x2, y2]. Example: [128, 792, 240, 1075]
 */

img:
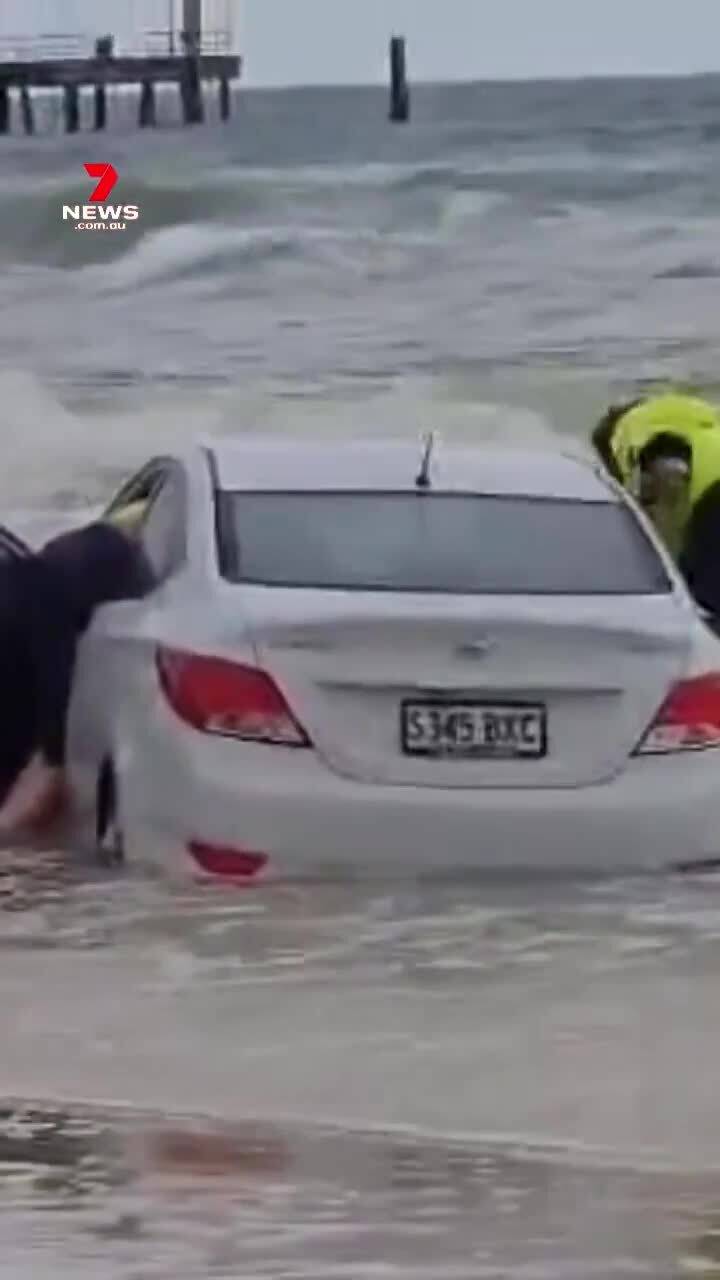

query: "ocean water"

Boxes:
[3, 75, 720, 1277]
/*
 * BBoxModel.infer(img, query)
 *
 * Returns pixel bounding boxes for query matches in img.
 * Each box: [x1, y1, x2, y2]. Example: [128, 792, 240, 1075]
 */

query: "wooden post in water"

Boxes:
[180, 49, 204, 123]
[63, 84, 80, 133]
[93, 36, 113, 132]
[181, 0, 204, 123]
[219, 76, 230, 120]
[139, 81, 156, 127]
[0, 87, 9, 135]
[389, 35, 409, 122]
[19, 83, 34, 135]
[93, 85, 107, 130]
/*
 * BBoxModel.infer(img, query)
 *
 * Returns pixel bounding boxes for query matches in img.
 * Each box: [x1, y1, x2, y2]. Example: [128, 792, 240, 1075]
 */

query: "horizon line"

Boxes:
[242, 67, 720, 91]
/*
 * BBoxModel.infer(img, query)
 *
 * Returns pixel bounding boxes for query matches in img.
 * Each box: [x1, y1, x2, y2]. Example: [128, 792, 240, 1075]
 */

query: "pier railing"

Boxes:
[143, 29, 235, 56]
[0, 34, 87, 61]
[0, 29, 235, 62]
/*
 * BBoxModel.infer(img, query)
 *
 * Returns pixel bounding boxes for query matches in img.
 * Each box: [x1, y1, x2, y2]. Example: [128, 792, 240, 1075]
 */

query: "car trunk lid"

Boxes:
[226, 587, 690, 789]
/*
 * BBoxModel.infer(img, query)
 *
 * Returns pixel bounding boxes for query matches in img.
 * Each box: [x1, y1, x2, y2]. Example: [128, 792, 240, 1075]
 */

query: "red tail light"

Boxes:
[156, 648, 311, 747]
[188, 842, 268, 880]
[634, 673, 720, 755]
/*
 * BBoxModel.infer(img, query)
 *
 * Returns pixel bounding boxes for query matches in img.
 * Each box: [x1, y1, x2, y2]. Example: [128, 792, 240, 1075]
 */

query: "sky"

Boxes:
[242, 0, 720, 86]
[3, 1, 720, 86]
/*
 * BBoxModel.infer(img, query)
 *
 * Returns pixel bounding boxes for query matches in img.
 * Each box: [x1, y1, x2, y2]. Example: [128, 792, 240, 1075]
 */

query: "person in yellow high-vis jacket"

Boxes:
[591, 392, 720, 620]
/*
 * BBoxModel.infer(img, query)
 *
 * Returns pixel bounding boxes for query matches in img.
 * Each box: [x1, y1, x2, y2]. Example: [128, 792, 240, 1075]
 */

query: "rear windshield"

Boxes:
[215, 491, 672, 596]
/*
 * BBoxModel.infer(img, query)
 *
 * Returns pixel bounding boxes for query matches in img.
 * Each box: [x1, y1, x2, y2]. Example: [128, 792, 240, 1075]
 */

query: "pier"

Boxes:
[0, 0, 241, 135]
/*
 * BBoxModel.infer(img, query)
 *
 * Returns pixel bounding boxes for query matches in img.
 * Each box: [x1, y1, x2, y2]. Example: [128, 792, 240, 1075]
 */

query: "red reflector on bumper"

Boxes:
[188, 842, 268, 880]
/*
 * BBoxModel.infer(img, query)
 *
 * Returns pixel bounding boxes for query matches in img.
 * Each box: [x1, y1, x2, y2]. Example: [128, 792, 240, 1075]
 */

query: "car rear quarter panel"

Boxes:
[65, 572, 259, 832]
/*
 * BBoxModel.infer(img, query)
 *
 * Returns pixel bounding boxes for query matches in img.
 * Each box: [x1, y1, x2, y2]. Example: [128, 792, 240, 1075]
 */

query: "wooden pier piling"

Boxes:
[0, 87, 8, 135]
[219, 76, 230, 121]
[180, 47, 204, 124]
[138, 80, 156, 127]
[389, 35, 409, 122]
[63, 83, 80, 133]
[19, 83, 34, 135]
[181, 0, 204, 123]
[93, 83, 107, 131]
[93, 34, 110, 131]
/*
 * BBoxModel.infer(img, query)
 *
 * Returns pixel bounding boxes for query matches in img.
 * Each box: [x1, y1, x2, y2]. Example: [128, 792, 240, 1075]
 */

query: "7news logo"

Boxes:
[62, 164, 140, 232]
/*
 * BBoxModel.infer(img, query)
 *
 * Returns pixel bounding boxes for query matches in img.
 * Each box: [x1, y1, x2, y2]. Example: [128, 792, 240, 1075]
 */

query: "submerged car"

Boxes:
[59, 435, 720, 880]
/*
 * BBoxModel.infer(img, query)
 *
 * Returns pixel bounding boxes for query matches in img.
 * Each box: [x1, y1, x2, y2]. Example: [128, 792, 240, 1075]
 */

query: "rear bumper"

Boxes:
[120, 714, 720, 876]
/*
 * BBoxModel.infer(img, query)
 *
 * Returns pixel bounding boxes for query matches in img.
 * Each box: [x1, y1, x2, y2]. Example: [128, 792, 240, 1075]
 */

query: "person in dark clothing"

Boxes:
[634, 432, 720, 623]
[678, 478, 720, 626]
[590, 398, 642, 482]
[0, 584, 36, 810]
[0, 516, 153, 838]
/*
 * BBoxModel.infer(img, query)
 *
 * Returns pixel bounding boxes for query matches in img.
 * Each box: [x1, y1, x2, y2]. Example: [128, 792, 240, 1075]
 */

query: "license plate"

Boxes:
[400, 700, 547, 759]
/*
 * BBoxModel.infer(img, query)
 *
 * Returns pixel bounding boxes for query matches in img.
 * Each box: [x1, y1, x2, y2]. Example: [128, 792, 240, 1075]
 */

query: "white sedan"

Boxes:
[59, 435, 720, 881]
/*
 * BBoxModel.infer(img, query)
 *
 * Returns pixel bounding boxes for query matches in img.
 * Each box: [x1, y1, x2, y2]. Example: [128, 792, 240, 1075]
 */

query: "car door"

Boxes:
[102, 455, 175, 519]
[66, 460, 188, 827]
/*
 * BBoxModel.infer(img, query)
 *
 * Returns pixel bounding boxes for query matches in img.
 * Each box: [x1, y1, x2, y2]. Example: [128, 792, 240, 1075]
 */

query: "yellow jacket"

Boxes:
[610, 394, 720, 556]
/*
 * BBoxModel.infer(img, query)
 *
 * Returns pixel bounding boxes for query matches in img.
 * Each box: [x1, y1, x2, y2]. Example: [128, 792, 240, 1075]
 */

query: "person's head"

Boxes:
[591, 399, 643, 481]
[633, 432, 692, 511]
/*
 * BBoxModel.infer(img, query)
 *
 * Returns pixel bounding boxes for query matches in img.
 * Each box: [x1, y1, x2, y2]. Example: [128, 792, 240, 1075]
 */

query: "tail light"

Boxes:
[188, 842, 268, 880]
[634, 673, 720, 755]
[156, 647, 311, 747]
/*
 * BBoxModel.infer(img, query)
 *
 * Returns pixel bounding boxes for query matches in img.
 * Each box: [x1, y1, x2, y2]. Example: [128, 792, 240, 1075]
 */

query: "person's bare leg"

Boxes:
[0, 753, 68, 837]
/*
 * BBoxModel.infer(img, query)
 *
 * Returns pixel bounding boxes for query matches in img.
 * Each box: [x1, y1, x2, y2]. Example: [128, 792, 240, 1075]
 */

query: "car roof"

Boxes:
[202, 437, 615, 503]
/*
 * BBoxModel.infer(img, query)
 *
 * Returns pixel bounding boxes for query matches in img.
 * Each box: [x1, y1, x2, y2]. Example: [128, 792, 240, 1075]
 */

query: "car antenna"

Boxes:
[415, 431, 435, 490]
